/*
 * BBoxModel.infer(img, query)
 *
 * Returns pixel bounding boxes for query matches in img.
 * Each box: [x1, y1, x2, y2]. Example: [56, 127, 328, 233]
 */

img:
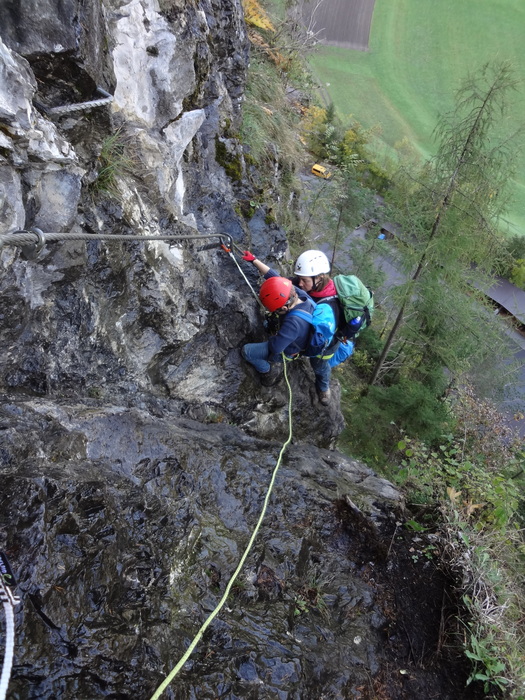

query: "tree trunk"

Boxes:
[369, 78, 497, 385]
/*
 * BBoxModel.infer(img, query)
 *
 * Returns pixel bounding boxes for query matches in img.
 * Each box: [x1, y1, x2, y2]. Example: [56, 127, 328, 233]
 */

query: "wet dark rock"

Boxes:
[248, 208, 289, 261]
[1, 0, 81, 57]
[1, 400, 399, 698]
[0, 0, 109, 89]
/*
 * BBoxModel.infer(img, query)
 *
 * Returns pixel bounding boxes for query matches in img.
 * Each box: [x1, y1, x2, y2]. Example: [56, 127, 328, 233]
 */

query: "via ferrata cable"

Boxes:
[0, 227, 265, 310]
[0, 228, 235, 253]
[219, 242, 265, 310]
[149, 355, 293, 700]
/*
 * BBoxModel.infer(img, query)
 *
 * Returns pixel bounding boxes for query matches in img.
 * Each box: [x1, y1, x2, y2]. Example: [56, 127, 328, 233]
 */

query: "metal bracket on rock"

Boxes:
[19, 227, 46, 261]
[33, 87, 114, 117]
[192, 236, 232, 252]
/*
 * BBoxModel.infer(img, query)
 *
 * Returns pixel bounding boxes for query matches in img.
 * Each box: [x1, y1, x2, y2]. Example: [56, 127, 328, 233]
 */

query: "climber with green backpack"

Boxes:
[241, 249, 374, 403]
[241, 249, 341, 405]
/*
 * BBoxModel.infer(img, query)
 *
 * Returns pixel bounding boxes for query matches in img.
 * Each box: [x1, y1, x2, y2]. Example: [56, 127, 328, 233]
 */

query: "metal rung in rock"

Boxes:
[34, 87, 113, 116]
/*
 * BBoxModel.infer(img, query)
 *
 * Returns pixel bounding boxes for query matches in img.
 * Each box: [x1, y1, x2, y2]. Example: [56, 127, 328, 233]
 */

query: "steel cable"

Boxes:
[0, 229, 233, 248]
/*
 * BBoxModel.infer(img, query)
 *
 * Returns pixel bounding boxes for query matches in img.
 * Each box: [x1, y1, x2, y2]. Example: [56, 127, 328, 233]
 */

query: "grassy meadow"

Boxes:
[308, 0, 525, 236]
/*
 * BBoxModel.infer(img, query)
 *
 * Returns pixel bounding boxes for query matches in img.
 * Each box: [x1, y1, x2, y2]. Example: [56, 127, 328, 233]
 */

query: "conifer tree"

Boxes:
[369, 62, 520, 387]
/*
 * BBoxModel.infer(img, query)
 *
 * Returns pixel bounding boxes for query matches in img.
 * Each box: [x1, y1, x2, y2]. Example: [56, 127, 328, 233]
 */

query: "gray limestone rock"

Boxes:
[0, 38, 36, 131]
[0, 165, 25, 231]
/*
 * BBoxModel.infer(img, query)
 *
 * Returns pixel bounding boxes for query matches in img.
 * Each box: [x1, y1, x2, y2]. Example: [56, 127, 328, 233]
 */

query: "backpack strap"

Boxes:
[288, 307, 337, 359]
[287, 308, 316, 357]
[287, 308, 313, 323]
[315, 296, 342, 330]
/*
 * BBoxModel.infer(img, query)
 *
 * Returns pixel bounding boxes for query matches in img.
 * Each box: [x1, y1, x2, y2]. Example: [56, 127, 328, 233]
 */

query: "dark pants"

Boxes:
[242, 341, 332, 391]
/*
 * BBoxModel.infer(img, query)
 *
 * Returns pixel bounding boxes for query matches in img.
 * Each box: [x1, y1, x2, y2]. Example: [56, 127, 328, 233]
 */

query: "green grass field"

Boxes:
[308, 0, 525, 236]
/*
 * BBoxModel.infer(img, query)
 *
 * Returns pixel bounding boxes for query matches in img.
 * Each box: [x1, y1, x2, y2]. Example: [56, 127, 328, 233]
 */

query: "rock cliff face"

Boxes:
[0, 2, 408, 698]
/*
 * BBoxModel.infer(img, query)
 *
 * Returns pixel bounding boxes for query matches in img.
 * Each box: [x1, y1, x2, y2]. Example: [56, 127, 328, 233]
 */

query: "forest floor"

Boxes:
[335, 498, 489, 700]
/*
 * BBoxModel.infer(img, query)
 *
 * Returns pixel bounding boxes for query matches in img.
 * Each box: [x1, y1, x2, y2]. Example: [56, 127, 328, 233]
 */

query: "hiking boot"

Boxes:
[259, 365, 282, 387]
[317, 388, 331, 405]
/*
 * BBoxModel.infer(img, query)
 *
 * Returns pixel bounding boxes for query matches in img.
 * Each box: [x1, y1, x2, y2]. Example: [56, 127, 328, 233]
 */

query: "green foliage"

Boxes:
[395, 434, 522, 526]
[389, 384, 524, 521]
[334, 236, 387, 293]
[339, 369, 525, 691]
[299, 143, 379, 262]
[340, 379, 451, 464]
[465, 630, 509, 694]
[370, 62, 519, 388]
[240, 55, 302, 171]
[506, 234, 525, 261]
[500, 234, 525, 281]
[443, 506, 525, 697]
[303, 104, 391, 194]
[350, 348, 375, 377]
[239, 54, 303, 232]
[357, 160, 390, 194]
[355, 382, 524, 694]
[308, 0, 525, 236]
[215, 137, 243, 181]
[91, 128, 138, 197]
[510, 259, 525, 290]
[404, 519, 427, 533]
[325, 102, 336, 124]
[292, 571, 330, 620]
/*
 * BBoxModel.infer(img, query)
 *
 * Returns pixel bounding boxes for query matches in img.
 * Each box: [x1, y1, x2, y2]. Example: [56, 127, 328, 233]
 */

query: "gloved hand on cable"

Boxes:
[242, 250, 257, 262]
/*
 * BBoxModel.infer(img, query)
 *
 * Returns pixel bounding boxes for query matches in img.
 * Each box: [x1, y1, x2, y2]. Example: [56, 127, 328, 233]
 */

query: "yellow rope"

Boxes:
[149, 357, 293, 699]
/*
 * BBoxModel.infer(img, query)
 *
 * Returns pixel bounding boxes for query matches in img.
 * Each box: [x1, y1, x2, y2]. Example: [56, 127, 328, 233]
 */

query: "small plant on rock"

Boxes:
[91, 127, 138, 197]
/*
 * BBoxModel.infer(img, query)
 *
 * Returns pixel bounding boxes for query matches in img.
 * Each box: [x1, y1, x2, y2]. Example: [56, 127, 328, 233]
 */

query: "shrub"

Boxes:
[340, 379, 451, 464]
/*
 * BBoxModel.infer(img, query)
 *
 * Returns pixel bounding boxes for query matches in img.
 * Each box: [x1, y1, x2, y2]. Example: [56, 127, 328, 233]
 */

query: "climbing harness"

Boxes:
[0, 552, 20, 700]
[149, 355, 293, 700]
[34, 87, 113, 117]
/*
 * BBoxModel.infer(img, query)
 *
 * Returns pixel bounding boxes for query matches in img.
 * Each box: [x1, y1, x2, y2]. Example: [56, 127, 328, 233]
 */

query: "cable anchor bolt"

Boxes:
[20, 227, 46, 261]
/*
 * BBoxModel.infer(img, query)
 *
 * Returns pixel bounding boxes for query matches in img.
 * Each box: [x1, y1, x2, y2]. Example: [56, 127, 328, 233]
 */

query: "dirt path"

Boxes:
[301, 0, 376, 50]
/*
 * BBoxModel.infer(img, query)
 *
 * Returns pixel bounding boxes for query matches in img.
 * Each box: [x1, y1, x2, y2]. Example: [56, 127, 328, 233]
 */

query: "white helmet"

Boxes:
[294, 250, 330, 276]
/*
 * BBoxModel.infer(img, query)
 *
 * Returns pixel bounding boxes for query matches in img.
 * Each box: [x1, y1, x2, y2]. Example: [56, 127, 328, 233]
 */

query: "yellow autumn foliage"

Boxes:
[301, 105, 327, 135]
[243, 0, 274, 32]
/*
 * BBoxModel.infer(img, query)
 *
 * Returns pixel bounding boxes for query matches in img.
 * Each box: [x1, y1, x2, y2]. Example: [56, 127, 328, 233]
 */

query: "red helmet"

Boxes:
[259, 277, 293, 312]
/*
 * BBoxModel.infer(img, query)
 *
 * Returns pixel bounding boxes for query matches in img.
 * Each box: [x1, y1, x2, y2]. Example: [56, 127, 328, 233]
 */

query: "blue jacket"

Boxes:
[265, 269, 315, 361]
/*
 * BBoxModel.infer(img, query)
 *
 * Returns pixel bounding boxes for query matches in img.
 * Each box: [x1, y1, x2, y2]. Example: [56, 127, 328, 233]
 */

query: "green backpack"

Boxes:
[333, 274, 374, 340]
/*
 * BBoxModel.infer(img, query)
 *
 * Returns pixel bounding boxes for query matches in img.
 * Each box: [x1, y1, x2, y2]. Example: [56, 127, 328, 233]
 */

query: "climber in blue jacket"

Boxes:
[241, 260, 333, 405]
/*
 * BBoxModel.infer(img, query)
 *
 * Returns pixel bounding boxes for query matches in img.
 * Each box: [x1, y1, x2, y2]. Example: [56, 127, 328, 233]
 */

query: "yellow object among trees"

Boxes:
[243, 0, 274, 32]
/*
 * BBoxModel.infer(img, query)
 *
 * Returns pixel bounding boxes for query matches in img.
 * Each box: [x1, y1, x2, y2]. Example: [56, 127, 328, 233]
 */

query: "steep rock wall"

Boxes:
[0, 2, 408, 699]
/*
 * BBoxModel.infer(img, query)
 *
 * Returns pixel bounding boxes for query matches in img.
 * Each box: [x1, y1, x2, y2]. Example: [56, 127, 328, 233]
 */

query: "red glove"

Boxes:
[242, 250, 256, 262]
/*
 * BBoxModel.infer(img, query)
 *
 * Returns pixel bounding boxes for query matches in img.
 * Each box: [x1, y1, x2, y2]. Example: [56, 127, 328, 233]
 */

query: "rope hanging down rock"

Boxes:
[0, 553, 20, 700]
[149, 355, 294, 700]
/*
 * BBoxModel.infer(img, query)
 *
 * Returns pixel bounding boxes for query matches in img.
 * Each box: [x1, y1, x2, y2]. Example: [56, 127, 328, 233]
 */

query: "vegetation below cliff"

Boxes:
[242, 2, 525, 696]
[0, 0, 523, 698]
